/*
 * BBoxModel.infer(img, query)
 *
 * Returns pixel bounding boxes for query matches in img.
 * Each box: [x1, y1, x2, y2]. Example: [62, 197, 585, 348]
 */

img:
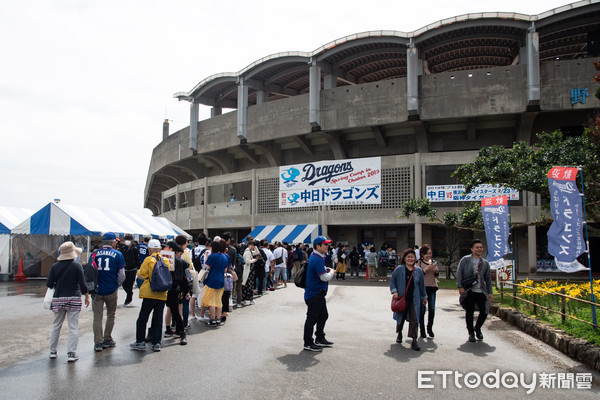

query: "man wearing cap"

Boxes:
[303, 236, 335, 352]
[131, 239, 170, 352]
[91, 232, 126, 352]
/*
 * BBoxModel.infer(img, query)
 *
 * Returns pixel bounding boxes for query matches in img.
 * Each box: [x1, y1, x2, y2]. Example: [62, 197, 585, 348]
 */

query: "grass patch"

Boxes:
[436, 278, 459, 290]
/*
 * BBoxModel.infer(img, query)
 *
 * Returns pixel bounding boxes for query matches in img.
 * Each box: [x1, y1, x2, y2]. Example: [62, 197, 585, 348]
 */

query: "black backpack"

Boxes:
[294, 265, 307, 288]
[83, 252, 98, 293]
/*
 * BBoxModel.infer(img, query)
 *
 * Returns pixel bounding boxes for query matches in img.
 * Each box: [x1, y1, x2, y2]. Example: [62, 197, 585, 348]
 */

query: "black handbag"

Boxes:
[461, 275, 478, 290]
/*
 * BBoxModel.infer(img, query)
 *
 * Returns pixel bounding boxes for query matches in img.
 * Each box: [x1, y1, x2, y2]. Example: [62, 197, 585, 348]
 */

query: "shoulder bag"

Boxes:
[391, 268, 414, 313]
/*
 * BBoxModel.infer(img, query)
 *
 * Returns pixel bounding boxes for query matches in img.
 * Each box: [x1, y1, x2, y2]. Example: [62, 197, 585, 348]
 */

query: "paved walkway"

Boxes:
[0, 279, 598, 399]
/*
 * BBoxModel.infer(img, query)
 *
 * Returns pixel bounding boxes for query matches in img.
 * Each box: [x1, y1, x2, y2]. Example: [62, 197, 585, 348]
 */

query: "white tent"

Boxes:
[11, 202, 191, 277]
[0, 207, 34, 277]
[12, 202, 191, 239]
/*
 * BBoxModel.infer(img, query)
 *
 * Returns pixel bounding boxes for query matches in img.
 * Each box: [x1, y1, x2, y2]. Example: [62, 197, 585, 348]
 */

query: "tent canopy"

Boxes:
[11, 202, 191, 239]
[244, 224, 320, 244]
[0, 207, 34, 235]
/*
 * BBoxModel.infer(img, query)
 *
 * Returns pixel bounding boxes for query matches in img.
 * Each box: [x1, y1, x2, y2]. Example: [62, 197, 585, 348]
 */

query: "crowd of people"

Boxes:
[45, 233, 492, 359]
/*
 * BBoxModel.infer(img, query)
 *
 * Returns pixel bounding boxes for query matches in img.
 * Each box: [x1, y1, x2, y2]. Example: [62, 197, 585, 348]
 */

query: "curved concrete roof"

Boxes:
[175, 0, 600, 108]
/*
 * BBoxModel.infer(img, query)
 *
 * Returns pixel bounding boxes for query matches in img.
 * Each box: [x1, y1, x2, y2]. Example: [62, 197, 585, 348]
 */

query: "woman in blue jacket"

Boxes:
[390, 248, 427, 351]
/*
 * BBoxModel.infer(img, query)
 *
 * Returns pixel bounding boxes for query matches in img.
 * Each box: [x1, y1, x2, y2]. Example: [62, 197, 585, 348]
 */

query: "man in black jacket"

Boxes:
[121, 234, 140, 306]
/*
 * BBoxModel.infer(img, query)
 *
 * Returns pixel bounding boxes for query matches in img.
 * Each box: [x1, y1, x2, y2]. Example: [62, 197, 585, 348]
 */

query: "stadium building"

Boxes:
[144, 1, 600, 273]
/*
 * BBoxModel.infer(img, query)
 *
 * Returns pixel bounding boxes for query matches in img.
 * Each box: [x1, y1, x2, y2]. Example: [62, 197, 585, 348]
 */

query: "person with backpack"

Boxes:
[47, 241, 90, 362]
[303, 236, 334, 352]
[377, 244, 390, 281]
[121, 234, 139, 306]
[91, 232, 125, 352]
[292, 244, 304, 280]
[130, 239, 170, 352]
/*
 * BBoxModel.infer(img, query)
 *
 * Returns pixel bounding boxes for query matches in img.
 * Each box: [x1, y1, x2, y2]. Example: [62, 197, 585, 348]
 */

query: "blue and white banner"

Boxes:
[426, 184, 519, 202]
[547, 167, 587, 273]
[481, 196, 510, 269]
[279, 157, 381, 208]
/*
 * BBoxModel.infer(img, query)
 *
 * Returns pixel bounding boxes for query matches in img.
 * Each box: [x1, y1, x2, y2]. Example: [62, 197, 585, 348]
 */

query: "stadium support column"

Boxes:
[237, 76, 248, 140]
[309, 59, 321, 130]
[189, 101, 199, 151]
[211, 107, 222, 117]
[163, 119, 169, 140]
[526, 23, 540, 110]
[414, 153, 423, 247]
[407, 39, 420, 120]
[256, 91, 266, 105]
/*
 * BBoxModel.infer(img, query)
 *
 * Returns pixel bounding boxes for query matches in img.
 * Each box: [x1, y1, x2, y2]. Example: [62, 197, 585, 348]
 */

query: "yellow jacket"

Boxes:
[137, 253, 170, 300]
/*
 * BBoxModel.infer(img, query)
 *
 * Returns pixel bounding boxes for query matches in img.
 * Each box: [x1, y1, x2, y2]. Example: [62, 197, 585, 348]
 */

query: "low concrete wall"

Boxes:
[490, 303, 600, 372]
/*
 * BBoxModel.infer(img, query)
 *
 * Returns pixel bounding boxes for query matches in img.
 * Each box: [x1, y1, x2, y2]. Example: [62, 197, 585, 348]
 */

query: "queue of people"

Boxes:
[45, 233, 493, 359]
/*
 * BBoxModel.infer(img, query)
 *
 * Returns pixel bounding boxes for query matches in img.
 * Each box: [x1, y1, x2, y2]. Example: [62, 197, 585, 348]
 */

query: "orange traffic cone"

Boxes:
[14, 258, 27, 282]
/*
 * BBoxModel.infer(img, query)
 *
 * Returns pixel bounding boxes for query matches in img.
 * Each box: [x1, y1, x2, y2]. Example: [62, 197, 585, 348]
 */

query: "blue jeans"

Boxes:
[419, 287, 438, 331]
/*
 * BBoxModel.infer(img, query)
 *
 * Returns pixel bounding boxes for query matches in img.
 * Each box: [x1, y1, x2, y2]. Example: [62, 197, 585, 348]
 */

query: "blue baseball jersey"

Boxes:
[304, 251, 328, 300]
[138, 243, 149, 266]
[92, 246, 125, 295]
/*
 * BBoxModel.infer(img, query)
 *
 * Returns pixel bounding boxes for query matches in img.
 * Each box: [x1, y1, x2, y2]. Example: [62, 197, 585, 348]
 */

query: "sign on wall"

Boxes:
[279, 157, 381, 208]
[426, 184, 519, 202]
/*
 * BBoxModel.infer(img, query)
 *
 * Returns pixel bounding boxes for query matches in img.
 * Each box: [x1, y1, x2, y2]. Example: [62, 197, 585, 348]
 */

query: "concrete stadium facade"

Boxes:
[144, 1, 600, 273]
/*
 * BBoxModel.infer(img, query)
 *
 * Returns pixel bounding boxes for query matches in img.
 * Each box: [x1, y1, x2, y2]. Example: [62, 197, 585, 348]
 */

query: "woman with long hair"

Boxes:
[390, 248, 427, 351]
[417, 244, 439, 338]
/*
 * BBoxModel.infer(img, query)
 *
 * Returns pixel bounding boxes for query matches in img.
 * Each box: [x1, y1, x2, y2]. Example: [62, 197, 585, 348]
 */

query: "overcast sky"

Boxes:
[0, 0, 572, 214]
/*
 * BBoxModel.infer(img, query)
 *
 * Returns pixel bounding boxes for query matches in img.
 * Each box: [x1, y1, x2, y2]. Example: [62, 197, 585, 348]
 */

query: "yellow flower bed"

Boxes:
[518, 279, 600, 302]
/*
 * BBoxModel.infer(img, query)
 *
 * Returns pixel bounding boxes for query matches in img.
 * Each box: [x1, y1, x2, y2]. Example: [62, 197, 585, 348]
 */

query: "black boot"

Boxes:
[420, 326, 426, 339]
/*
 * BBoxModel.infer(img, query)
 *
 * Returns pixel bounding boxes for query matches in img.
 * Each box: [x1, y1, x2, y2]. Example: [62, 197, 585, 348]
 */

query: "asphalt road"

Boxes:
[0, 279, 598, 399]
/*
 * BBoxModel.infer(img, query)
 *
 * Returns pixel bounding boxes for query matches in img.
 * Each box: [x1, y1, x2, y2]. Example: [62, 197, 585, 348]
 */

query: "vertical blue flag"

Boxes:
[481, 196, 510, 269]
[547, 167, 587, 272]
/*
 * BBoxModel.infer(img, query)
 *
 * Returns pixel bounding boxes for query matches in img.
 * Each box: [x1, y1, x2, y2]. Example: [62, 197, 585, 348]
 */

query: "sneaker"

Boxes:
[315, 339, 334, 347]
[198, 315, 209, 322]
[190, 315, 198, 321]
[49, 351, 57, 359]
[396, 333, 402, 343]
[164, 328, 174, 337]
[237, 303, 243, 308]
[220, 315, 227, 323]
[208, 319, 221, 327]
[427, 328, 435, 338]
[475, 329, 484, 341]
[179, 336, 187, 346]
[303, 344, 323, 352]
[94, 343, 103, 352]
[468, 334, 476, 343]
[102, 339, 116, 348]
[249, 300, 255, 305]
[184, 323, 191, 330]
[67, 352, 79, 362]
[173, 331, 183, 337]
[130, 341, 146, 351]
[411, 340, 421, 351]
[151, 343, 161, 352]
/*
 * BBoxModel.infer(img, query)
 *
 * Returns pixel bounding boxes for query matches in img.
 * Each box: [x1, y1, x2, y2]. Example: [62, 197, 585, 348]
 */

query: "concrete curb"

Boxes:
[490, 303, 600, 372]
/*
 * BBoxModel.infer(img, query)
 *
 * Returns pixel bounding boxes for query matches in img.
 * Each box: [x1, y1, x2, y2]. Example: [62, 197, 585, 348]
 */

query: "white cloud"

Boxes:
[0, 0, 572, 213]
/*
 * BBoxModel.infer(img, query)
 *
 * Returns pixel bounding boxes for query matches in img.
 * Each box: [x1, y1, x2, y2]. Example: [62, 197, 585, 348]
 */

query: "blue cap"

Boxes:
[313, 236, 332, 246]
[101, 232, 117, 241]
